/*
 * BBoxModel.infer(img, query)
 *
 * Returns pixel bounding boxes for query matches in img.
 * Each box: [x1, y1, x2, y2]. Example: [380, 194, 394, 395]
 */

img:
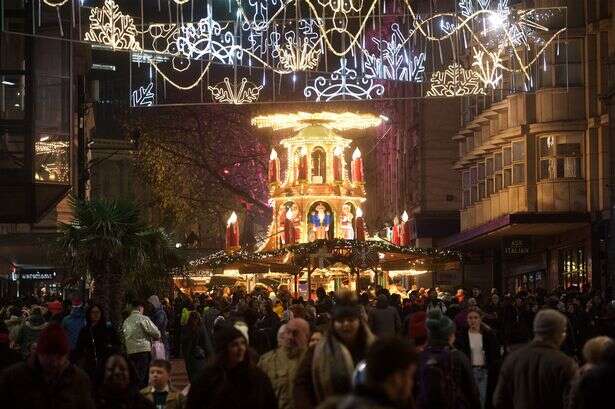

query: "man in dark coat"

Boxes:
[368, 294, 402, 337]
[0, 323, 95, 409]
[493, 309, 577, 409]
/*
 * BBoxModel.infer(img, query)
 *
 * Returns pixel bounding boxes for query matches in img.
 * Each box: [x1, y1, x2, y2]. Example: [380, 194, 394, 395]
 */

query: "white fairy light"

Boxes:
[426, 63, 485, 97]
[84, 0, 141, 51]
[304, 58, 385, 102]
[361, 23, 426, 82]
[208, 77, 263, 104]
[131, 82, 155, 106]
[472, 47, 503, 89]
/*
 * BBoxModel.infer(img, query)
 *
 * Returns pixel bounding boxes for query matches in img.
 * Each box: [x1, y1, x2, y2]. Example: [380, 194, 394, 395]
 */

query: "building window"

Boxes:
[512, 140, 525, 184]
[541, 38, 584, 87]
[539, 135, 582, 180]
[470, 166, 478, 204]
[462, 170, 471, 209]
[559, 246, 588, 291]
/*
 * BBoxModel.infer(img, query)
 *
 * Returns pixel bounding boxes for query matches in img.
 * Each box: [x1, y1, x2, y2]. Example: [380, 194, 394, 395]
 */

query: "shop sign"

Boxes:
[503, 237, 531, 257]
[19, 271, 56, 280]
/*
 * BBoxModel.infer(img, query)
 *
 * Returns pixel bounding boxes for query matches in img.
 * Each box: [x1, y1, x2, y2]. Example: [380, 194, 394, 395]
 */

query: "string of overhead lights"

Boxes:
[30, 0, 566, 104]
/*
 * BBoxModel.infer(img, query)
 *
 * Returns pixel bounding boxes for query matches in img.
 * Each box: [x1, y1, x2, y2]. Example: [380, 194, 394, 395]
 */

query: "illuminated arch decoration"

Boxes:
[362, 23, 426, 82]
[426, 63, 485, 97]
[304, 58, 385, 102]
[84, 0, 141, 51]
[208, 77, 263, 104]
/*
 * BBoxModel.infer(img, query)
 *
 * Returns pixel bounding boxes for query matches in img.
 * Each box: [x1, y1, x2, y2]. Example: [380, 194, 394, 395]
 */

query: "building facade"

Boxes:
[442, 0, 613, 294]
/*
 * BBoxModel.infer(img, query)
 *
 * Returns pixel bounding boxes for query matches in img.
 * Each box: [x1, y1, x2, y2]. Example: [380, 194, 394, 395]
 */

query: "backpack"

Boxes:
[416, 347, 468, 409]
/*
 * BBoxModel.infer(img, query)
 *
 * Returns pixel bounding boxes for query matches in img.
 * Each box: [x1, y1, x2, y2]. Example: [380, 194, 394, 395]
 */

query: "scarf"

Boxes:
[311, 323, 375, 403]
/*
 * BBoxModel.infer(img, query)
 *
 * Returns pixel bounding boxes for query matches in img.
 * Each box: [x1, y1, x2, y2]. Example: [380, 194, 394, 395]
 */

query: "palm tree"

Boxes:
[59, 198, 177, 326]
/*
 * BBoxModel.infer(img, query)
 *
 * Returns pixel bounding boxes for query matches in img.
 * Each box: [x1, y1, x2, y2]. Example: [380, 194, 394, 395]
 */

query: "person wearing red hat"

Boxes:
[0, 323, 95, 409]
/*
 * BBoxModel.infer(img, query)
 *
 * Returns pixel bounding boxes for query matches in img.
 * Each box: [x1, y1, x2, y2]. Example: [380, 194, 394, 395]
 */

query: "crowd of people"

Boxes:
[1, 283, 615, 409]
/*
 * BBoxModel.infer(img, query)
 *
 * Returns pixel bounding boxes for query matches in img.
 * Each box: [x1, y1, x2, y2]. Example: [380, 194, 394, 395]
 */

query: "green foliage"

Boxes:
[58, 197, 182, 321]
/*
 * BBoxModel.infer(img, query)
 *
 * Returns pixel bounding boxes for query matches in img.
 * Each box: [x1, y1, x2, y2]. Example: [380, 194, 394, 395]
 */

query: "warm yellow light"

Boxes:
[270, 148, 278, 160]
[356, 207, 363, 218]
[401, 210, 409, 223]
[388, 269, 428, 277]
[352, 147, 361, 160]
[286, 208, 294, 220]
[251, 111, 382, 131]
[227, 211, 238, 225]
[334, 146, 343, 156]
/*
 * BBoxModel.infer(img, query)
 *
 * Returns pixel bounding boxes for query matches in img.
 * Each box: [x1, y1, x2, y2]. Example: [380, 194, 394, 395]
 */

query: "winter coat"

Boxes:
[122, 310, 161, 355]
[16, 314, 48, 356]
[294, 323, 375, 409]
[0, 358, 95, 409]
[317, 386, 406, 409]
[493, 340, 577, 409]
[95, 386, 155, 409]
[368, 306, 401, 337]
[181, 324, 214, 382]
[455, 327, 502, 409]
[186, 361, 278, 409]
[258, 347, 306, 409]
[62, 306, 87, 351]
[140, 385, 186, 409]
[415, 344, 481, 409]
[569, 360, 615, 409]
[75, 320, 121, 384]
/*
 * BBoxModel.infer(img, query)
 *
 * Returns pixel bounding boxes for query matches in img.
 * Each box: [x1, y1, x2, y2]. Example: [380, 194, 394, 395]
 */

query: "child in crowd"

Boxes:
[140, 359, 186, 409]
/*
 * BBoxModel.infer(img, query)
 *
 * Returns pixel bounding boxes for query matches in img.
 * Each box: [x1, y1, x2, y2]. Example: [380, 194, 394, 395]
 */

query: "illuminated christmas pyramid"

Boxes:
[252, 112, 382, 250]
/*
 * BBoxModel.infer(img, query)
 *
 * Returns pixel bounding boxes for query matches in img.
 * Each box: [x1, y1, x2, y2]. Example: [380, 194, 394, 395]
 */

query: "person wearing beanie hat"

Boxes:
[294, 291, 375, 409]
[416, 310, 481, 409]
[493, 309, 576, 409]
[408, 311, 428, 351]
[186, 323, 277, 409]
[0, 323, 95, 409]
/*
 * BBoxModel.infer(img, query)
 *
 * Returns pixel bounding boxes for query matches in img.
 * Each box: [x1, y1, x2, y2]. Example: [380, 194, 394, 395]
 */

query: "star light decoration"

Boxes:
[131, 82, 155, 107]
[208, 77, 263, 104]
[426, 63, 485, 97]
[304, 58, 385, 102]
[362, 23, 426, 82]
[84, 0, 141, 51]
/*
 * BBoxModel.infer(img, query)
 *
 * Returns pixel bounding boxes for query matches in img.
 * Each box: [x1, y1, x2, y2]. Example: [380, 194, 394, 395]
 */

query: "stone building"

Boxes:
[442, 1, 613, 293]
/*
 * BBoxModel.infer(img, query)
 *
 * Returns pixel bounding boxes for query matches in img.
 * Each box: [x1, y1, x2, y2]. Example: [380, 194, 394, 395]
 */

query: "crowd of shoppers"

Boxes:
[1, 283, 615, 409]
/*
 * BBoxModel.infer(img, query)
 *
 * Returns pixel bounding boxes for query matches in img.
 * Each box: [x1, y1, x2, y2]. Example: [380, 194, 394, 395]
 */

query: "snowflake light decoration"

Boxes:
[84, 0, 141, 51]
[362, 23, 426, 82]
[276, 20, 323, 71]
[208, 77, 263, 104]
[176, 7, 241, 64]
[131, 82, 155, 107]
[304, 58, 385, 102]
[472, 48, 503, 89]
[426, 63, 485, 97]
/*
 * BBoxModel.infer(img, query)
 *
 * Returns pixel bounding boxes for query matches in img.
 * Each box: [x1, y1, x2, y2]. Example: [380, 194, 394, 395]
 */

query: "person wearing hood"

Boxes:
[62, 297, 87, 356]
[368, 294, 402, 337]
[0, 323, 96, 409]
[294, 292, 375, 409]
[16, 306, 48, 357]
[75, 304, 121, 385]
[186, 324, 278, 409]
[259, 318, 311, 409]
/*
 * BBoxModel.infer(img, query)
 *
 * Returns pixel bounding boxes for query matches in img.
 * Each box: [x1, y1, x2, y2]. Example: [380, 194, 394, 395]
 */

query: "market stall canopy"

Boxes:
[186, 239, 460, 275]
